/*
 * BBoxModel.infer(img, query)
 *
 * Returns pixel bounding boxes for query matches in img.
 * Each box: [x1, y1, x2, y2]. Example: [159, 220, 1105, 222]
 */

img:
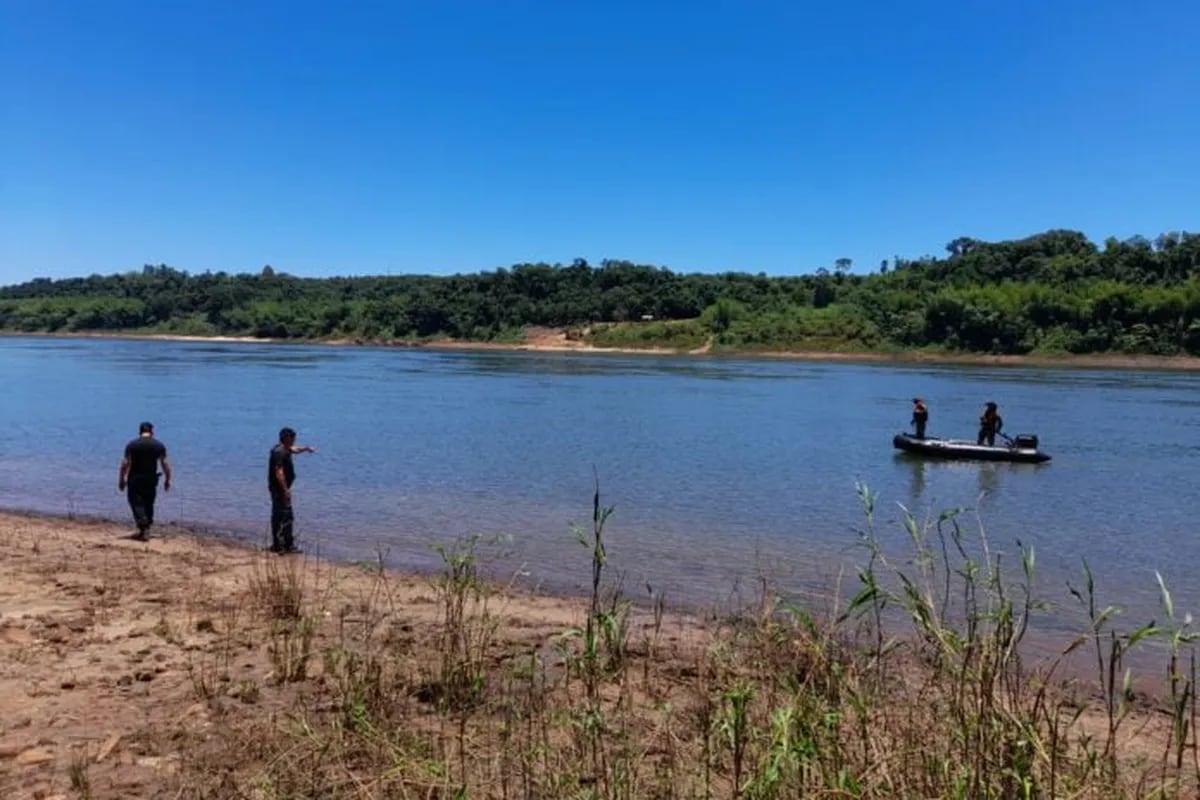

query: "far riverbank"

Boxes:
[5, 327, 1200, 371]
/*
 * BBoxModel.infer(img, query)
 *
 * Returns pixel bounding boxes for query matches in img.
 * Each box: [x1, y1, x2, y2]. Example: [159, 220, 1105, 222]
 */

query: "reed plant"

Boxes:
[167, 483, 1200, 799]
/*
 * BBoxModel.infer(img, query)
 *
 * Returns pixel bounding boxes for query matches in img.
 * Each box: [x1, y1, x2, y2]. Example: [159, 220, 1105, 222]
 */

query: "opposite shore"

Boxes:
[5, 327, 1200, 371]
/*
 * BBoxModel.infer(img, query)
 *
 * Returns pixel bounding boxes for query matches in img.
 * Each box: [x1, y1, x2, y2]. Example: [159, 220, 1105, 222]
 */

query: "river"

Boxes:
[1, 335, 1197, 640]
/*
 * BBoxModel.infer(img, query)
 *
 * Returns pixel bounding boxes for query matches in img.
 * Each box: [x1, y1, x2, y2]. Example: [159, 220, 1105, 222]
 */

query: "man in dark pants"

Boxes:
[269, 427, 317, 554]
[118, 421, 172, 540]
[911, 397, 929, 439]
[978, 401, 1004, 446]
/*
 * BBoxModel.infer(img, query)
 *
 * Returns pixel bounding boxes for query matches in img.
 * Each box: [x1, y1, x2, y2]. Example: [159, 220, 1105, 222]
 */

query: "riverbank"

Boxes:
[0, 512, 638, 798]
[0, 510, 1189, 798]
[6, 327, 1200, 371]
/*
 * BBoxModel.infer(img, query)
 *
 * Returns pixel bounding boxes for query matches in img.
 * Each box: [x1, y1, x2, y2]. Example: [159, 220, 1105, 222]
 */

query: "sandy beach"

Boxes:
[0, 512, 694, 798]
[0, 509, 1187, 798]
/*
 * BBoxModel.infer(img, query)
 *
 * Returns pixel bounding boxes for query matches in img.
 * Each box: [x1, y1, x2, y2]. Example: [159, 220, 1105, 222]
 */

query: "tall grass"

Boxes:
[170, 483, 1200, 799]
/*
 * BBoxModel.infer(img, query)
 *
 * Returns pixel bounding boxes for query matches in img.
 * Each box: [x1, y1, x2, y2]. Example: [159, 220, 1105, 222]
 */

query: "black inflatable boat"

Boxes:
[893, 432, 1051, 463]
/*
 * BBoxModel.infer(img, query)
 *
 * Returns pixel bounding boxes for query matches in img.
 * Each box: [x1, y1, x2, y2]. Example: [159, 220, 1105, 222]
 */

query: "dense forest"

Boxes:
[2, 229, 1199, 355]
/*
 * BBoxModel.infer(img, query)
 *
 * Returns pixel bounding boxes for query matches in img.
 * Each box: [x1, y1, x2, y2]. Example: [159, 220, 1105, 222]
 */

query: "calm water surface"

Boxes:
[2, 336, 1197, 638]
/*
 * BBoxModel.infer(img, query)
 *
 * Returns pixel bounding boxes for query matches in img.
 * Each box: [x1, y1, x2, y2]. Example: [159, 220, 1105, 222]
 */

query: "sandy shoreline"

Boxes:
[0, 509, 1184, 797]
[0, 511, 651, 797]
[5, 328, 1200, 370]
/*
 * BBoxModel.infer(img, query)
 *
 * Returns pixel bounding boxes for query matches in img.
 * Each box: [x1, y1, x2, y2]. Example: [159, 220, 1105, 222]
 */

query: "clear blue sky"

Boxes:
[1, 1, 1197, 283]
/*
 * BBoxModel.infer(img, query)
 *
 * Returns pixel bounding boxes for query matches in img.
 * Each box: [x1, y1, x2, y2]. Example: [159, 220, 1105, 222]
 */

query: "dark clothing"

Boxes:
[978, 411, 1003, 446]
[270, 491, 295, 552]
[269, 443, 297, 551]
[124, 436, 166, 479]
[911, 403, 929, 439]
[124, 435, 166, 535]
[127, 476, 157, 534]
[268, 444, 295, 490]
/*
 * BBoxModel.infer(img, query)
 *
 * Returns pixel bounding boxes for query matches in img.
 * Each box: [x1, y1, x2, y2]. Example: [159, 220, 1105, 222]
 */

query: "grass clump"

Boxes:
[168, 483, 1200, 799]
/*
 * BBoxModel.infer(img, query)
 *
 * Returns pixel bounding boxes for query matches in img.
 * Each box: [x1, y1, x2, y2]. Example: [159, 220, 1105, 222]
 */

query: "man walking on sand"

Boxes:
[118, 421, 172, 540]
[268, 427, 317, 554]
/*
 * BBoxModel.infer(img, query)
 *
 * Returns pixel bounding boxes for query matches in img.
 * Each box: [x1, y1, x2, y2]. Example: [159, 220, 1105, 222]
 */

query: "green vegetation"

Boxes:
[4, 229, 1200, 355]
[171, 486, 1200, 798]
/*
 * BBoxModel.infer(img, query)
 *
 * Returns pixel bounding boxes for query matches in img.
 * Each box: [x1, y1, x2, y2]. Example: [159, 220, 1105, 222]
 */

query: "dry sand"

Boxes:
[0, 510, 1180, 798]
[0, 512, 665, 799]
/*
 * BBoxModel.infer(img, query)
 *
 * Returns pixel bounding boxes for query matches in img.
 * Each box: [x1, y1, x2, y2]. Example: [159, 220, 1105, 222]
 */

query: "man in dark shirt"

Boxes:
[911, 397, 929, 439]
[118, 421, 172, 540]
[978, 401, 1004, 446]
[269, 426, 317, 554]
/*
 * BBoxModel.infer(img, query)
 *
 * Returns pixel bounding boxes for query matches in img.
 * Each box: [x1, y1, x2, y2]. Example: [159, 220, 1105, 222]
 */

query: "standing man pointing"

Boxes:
[268, 426, 317, 554]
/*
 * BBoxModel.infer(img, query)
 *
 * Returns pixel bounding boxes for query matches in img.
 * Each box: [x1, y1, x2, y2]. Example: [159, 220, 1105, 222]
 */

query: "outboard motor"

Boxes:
[1013, 434, 1039, 449]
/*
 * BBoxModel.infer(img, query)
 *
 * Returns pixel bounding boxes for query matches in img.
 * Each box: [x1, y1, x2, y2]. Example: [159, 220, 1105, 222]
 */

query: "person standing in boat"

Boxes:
[977, 401, 1003, 446]
[911, 397, 929, 439]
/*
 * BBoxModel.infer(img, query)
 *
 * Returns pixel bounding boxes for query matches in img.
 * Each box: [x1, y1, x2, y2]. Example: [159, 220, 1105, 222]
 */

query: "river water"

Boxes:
[2, 335, 1197, 641]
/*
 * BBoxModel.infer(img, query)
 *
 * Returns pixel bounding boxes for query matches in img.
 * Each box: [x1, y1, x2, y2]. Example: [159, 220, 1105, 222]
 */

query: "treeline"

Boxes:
[2, 229, 1200, 355]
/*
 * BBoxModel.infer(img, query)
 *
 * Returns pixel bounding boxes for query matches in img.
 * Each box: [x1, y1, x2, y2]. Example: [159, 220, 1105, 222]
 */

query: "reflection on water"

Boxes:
[976, 463, 999, 499]
[899, 455, 927, 501]
[898, 455, 1052, 518]
[448, 350, 829, 382]
[1, 336, 1199, 635]
[101, 352, 339, 370]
